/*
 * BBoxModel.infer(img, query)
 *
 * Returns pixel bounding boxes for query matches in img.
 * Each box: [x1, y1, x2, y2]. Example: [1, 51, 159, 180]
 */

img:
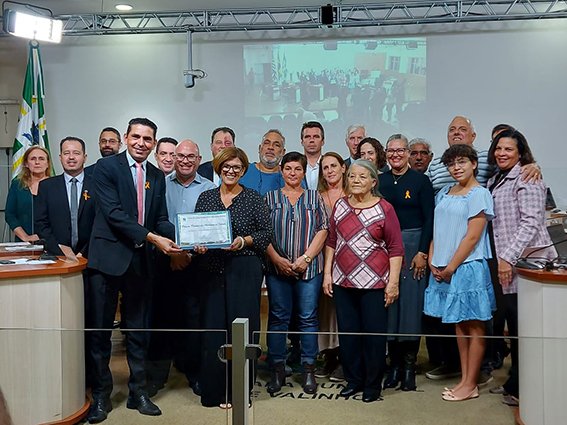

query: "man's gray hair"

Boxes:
[345, 124, 365, 140]
[408, 137, 432, 152]
[262, 128, 286, 147]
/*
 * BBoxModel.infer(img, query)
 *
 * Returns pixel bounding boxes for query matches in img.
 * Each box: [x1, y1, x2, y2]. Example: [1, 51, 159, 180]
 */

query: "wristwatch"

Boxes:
[303, 254, 312, 263]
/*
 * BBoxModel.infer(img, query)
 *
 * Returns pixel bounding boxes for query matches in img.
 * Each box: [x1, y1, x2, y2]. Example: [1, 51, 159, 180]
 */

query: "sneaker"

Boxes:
[329, 365, 345, 382]
[477, 370, 494, 386]
[314, 365, 331, 378]
[489, 385, 508, 395]
[425, 364, 461, 380]
[502, 395, 519, 407]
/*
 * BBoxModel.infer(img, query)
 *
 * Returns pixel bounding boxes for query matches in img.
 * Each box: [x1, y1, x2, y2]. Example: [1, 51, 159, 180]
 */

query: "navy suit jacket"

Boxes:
[88, 151, 174, 276]
[34, 173, 96, 257]
[197, 161, 214, 182]
[84, 163, 95, 178]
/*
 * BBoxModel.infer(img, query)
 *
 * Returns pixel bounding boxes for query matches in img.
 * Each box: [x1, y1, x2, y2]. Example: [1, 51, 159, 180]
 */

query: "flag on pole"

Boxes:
[11, 41, 52, 180]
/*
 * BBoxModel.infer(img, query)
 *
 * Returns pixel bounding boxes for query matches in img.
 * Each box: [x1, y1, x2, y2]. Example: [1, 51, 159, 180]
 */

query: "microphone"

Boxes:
[33, 239, 58, 261]
[515, 238, 567, 270]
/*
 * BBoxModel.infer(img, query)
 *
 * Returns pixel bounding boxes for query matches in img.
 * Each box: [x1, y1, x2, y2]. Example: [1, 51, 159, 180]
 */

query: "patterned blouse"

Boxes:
[265, 189, 329, 280]
[488, 163, 556, 294]
[326, 197, 404, 290]
[195, 186, 273, 273]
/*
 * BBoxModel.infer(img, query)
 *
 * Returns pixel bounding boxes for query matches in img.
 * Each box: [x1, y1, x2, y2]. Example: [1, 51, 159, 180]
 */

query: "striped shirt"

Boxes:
[265, 189, 329, 280]
[428, 149, 495, 193]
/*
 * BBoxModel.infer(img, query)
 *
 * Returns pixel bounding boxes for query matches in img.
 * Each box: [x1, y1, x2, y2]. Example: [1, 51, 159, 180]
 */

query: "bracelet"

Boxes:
[237, 236, 246, 250]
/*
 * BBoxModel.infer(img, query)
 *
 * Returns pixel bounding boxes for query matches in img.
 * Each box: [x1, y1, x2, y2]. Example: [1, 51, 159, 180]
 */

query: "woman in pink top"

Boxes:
[323, 159, 404, 402]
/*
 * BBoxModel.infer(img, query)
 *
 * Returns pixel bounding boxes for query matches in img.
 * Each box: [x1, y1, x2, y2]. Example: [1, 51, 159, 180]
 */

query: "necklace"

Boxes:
[392, 167, 409, 185]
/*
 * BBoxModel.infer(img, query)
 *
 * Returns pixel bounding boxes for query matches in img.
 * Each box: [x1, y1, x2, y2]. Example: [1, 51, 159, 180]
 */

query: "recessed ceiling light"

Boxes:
[115, 4, 133, 11]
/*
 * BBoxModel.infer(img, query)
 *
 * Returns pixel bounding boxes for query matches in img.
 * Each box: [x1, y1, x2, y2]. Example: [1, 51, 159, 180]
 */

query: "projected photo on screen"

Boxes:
[243, 38, 426, 144]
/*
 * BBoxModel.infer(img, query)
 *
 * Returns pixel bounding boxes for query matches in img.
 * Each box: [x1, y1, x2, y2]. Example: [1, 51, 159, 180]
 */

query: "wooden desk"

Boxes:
[517, 267, 567, 425]
[0, 256, 88, 425]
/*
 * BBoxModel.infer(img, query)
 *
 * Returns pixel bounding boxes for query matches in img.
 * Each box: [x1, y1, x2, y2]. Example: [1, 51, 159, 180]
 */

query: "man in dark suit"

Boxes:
[86, 118, 181, 423]
[84, 127, 122, 177]
[35, 136, 95, 256]
[197, 126, 235, 185]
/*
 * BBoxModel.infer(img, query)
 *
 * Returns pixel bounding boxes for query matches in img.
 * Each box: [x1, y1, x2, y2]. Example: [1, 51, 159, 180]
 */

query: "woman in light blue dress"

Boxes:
[424, 144, 496, 402]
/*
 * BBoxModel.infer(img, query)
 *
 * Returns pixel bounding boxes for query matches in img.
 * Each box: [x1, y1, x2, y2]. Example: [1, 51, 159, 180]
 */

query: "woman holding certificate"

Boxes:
[264, 152, 329, 396]
[194, 147, 272, 409]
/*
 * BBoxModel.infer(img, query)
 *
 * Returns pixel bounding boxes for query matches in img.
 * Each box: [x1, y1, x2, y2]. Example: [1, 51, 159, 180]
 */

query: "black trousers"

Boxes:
[334, 285, 387, 395]
[87, 252, 152, 398]
[147, 260, 202, 386]
[502, 293, 519, 397]
[199, 256, 263, 407]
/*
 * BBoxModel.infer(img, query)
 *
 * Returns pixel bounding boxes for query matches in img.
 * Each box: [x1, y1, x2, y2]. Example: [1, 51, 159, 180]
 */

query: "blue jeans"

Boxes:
[266, 273, 322, 365]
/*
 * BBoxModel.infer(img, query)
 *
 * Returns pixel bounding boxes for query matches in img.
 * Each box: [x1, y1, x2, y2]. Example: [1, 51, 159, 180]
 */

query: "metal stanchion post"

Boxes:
[218, 319, 262, 425]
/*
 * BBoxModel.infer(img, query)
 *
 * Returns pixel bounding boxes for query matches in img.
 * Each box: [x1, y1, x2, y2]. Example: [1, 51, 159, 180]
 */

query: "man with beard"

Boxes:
[85, 127, 122, 176]
[239, 129, 286, 195]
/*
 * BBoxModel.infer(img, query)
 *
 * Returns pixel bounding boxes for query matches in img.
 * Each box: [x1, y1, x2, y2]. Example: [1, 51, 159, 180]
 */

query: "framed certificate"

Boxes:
[175, 211, 233, 249]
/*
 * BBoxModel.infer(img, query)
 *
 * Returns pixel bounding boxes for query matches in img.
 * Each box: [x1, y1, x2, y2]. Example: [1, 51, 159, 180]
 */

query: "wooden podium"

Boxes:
[517, 267, 567, 425]
[0, 256, 89, 425]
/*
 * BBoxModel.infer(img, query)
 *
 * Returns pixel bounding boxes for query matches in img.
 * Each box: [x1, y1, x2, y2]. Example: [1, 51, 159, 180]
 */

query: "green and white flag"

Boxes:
[11, 41, 52, 180]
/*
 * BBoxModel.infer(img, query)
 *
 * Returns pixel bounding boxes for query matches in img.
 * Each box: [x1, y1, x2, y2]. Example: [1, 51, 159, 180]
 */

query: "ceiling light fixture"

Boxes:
[115, 4, 133, 11]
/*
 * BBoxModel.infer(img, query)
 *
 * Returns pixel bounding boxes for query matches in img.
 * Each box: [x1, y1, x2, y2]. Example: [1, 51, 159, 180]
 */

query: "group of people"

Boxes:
[3, 114, 556, 423]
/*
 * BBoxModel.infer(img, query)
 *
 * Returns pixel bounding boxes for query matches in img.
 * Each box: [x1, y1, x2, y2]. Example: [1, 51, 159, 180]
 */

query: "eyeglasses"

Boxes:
[99, 138, 120, 145]
[386, 148, 408, 156]
[176, 153, 198, 162]
[222, 164, 243, 173]
[410, 150, 431, 157]
[446, 158, 471, 170]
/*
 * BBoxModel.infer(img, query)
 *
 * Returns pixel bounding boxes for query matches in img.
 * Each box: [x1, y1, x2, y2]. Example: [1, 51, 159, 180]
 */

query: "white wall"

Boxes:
[1, 19, 566, 206]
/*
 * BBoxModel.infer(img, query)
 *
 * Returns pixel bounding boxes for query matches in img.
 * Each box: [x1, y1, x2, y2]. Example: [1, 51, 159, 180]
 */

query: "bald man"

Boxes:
[147, 139, 215, 398]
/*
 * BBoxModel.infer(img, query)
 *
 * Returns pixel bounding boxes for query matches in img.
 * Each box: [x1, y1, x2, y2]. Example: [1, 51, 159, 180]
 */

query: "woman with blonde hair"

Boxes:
[5, 145, 51, 241]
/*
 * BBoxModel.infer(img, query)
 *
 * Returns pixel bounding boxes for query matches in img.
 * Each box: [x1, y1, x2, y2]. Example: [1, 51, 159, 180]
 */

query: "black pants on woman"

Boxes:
[199, 256, 263, 407]
[334, 285, 387, 397]
[502, 293, 519, 398]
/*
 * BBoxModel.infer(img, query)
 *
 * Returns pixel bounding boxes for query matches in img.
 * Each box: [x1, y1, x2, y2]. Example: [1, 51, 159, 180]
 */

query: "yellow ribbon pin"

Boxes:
[405, 190, 411, 199]
[145, 181, 150, 190]
[83, 190, 91, 201]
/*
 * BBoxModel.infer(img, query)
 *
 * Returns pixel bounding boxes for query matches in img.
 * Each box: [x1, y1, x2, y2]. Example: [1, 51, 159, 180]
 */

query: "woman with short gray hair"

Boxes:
[323, 159, 404, 402]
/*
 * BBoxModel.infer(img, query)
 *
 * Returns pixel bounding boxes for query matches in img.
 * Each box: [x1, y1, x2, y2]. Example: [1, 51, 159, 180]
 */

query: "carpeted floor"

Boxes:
[88, 332, 519, 425]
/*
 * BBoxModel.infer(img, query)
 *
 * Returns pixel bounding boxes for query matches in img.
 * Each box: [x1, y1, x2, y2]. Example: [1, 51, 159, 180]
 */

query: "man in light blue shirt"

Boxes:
[166, 140, 215, 220]
[148, 139, 215, 399]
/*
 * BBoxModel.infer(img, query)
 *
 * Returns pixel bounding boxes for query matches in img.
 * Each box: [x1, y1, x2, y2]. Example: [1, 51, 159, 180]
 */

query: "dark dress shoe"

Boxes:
[190, 380, 202, 396]
[267, 363, 286, 395]
[87, 397, 112, 424]
[146, 382, 164, 398]
[302, 363, 318, 395]
[383, 366, 401, 389]
[126, 393, 162, 416]
[339, 385, 362, 397]
[362, 391, 381, 403]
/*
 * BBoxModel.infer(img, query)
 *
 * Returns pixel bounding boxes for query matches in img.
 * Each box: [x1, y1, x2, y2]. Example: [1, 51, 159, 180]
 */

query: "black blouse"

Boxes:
[379, 168, 434, 254]
[195, 186, 273, 273]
